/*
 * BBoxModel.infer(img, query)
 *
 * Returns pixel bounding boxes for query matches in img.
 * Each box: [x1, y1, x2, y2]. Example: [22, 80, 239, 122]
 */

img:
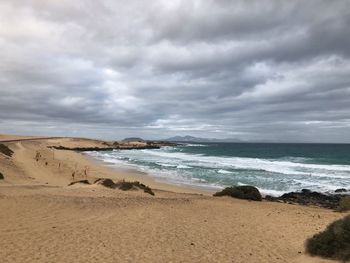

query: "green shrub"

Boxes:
[337, 196, 350, 212]
[306, 215, 350, 262]
[213, 185, 262, 201]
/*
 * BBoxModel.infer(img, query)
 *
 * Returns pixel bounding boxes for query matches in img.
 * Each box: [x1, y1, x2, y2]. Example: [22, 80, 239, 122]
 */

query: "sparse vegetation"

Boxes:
[94, 178, 155, 195]
[306, 215, 350, 262]
[94, 178, 115, 188]
[115, 180, 155, 196]
[68, 180, 90, 186]
[0, 144, 13, 157]
[337, 196, 350, 212]
[214, 185, 262, 201]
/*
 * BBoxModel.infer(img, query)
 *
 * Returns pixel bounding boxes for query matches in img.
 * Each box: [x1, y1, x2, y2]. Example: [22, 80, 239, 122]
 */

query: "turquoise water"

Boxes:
[87, 143, 350, 195]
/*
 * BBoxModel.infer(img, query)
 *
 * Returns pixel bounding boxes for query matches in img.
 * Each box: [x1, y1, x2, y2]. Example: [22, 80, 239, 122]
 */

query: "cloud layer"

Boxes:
[1, 0, 350, 142]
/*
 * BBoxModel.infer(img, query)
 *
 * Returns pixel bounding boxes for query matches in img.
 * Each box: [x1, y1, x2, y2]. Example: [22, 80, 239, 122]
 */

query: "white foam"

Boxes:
[258, 188, 287, 197]
[86, 148, 350, 194]
[156, 162, 177, 167]
[139, 149, 350, 178]
[217, 169, 232, 174]
[184, 144, 207, 147]
[177, 165, 191, 169]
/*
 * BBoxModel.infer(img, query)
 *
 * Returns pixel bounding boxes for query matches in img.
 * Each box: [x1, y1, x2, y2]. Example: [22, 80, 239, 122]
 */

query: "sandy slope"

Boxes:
[0, 137, 345, 263]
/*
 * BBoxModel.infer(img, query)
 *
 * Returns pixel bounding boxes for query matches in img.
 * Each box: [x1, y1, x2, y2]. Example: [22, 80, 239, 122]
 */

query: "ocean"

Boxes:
[87, 143, 350, 196]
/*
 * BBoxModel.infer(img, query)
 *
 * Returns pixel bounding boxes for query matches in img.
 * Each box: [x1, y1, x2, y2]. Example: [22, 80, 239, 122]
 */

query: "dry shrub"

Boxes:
[0, 144, 13, 157]
[337, 196, 350, 212]
[306, 215, 350, 262]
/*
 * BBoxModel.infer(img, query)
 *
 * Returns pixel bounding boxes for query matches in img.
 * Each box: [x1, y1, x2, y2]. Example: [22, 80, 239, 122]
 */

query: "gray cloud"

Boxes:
[0, 0, 350, 142]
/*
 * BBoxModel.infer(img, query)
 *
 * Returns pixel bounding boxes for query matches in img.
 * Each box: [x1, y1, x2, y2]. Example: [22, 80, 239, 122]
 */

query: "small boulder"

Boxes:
[0, 172, 4, 180]
[335, 188, 347, 193]
[302, 189, 312, 194]
[214, 186, 262, 201]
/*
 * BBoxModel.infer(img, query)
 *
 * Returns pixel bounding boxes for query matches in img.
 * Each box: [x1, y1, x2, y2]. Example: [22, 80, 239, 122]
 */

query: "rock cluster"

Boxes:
[213, 186, 262, 201]
[265, 189, 348, 209]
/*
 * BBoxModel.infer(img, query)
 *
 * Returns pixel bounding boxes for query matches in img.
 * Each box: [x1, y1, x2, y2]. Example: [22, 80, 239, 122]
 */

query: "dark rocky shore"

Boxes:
[265, 189, 349, 209]
[214, 186, 349, 210]
[48, 140, 177, 152]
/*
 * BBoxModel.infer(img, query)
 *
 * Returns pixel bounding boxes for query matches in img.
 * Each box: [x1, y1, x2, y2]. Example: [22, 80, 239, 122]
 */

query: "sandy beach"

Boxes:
[0, 135, 345, 262]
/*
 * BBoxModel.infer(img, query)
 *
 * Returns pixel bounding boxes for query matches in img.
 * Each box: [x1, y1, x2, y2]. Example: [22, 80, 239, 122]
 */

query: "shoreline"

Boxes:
[82, 152, 213, 196]
[0, 135, 345, 262]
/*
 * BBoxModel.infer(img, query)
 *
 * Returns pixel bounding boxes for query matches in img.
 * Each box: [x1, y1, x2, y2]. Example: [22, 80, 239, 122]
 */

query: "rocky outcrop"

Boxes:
[265, 189, 347, 209]
[49, 146, 117, 151]
[214, 186, 262, 201]
[335, 188, 348, 193]
[48, 139, 176, 152]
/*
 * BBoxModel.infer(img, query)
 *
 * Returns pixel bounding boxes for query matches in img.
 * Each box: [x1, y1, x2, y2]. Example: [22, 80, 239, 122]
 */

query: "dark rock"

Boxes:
[213, 186, 262, 201]
[270, 190, 344, 209]
[68, 180, 90, 186]
[302, 189, 312, 194]
[0, 172, 4, 180]
[0, 144, 14, 157]
[264, 195, 278, 201]
[49, 146, 117, 152]
[335, 188, 347, 193]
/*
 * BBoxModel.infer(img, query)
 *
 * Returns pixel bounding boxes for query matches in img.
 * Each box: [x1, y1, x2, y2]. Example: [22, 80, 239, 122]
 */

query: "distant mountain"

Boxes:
[165, 135, 241, 143]
[122, 137, 145, 142]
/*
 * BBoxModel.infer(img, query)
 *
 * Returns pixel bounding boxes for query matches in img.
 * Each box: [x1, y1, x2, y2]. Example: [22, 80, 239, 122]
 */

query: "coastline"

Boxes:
[82, 152, 212, 195]
[0, 135, 345, 263]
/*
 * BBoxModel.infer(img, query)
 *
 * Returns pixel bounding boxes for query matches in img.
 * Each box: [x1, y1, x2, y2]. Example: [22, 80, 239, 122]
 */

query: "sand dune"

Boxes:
[0, 137, 344, 262]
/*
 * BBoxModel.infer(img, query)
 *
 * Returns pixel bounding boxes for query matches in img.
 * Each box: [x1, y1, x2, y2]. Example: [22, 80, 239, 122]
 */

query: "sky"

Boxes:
[0, 0, 350, 142]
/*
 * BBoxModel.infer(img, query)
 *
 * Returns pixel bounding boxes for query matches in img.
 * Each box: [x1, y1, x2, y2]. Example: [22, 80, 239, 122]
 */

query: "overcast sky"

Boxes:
[1, 0, 350, 142]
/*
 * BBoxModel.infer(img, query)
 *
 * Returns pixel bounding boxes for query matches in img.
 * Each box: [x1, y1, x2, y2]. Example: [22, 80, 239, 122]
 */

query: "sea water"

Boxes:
[87, 143, 350, 196]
